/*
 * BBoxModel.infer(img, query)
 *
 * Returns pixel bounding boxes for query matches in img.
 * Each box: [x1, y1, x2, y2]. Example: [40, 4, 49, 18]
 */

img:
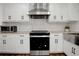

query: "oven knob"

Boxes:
[44, 45, 47, 47]
[38, 46, 41, 49]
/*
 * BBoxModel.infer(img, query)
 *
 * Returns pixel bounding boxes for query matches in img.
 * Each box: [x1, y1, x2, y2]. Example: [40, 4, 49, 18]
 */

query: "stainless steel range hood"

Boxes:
[28, 3, 50, 19]
[28, 8, 50, 15]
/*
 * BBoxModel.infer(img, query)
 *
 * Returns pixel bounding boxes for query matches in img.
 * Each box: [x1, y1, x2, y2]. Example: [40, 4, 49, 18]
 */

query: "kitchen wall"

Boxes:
[70, 22, 79, 32]
[3, 18, 67, 32]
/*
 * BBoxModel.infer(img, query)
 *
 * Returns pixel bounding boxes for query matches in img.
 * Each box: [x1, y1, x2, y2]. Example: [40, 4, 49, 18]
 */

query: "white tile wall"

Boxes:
[2, 19, 67, 32]
[70, 22, 79, 32]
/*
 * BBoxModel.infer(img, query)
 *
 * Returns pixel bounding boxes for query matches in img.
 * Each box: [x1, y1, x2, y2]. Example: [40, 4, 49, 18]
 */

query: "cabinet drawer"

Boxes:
[1, 34, 8, 38]
[16, 34, 29, 38]
[53, 33, 63, 36]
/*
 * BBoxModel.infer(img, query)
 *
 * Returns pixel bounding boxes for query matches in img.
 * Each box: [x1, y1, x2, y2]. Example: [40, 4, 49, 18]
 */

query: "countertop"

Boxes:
[64, 32, 79, 46]
[50, 31, 79, 33]
[0, 31, 30, 34]
[0, 31, 79, 34]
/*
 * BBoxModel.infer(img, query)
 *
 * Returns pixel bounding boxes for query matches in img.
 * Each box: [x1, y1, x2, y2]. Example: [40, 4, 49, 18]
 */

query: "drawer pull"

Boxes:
[8, 16, 11, 20]
[61, 16, 63, 20]
[72, 47, 74, 53]
[55, 39, 58, 44]
[20, 40, 23, 44]
[54, 35, 59, 36]
[3, 40, 6, 44]
[74, 48, 76, 54]
[2, 35, 7, 37]
[21, 16, 24, 19]
[54, 15, 56, 20]
[20, 35, 24, 37]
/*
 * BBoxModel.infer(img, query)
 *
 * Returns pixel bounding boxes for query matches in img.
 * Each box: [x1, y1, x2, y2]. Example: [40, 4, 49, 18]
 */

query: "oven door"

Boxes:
[30, 37, 49, 50]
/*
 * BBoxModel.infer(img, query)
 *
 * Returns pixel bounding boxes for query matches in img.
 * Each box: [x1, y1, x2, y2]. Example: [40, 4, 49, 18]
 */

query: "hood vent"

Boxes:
[29, 15, 49, 19]
[28, 3, 50, 19]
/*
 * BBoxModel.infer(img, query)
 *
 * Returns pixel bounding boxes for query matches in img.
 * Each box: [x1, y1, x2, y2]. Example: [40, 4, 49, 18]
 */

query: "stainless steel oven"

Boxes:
[30, 30, 50, 56]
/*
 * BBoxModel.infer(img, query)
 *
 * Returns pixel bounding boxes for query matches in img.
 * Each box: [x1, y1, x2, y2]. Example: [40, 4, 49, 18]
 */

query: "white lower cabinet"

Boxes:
[64, 40, 79, 56]
[0, 34, 30, 54]
[63, 40, 73, 56]
[15, 34, 30, 53]
[0, 34, 12, 53]
[50, 33, 63, 53]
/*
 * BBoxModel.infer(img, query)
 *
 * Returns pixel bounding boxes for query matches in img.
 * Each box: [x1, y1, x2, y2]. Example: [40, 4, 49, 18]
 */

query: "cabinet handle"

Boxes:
[8, 16, 11, 20]
[61, 16, 63, 20]
[72, 47, 74, 53]
[21, 16, 24, 20]
[74, 48, 76, 54]
[20, 35, 24, 37]
[3, 40, 6, 44]
[55, 39, 58, 44]
[57, 39, 58, 43]
[54, 35, 59, 36]
[2, 35, 7, 37]
[55, 39, 56, 43]
[20, 40, 23, 44]
[54, 15, 56, 20]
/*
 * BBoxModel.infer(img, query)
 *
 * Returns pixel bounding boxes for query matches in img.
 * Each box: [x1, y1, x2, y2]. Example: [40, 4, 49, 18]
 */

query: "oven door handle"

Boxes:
[30, 36, 49, 37]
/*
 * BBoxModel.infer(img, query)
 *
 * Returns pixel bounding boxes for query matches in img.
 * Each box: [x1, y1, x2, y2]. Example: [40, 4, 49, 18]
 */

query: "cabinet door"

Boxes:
[64, 40, 71, 56]
[49, 4, 60, 22]
[13, 3, 29, 22]
[0, 34, 9, 53]
[1, 34, 17, 53]
[50, 33, 56, 53]
[56, 38, 63, 52]
[1, 34, 10, 53]
[3, 4, 15, 21]
[7, 34, 17, 53]
[60, 4, 69, 22]
[3, 3, 29, 22]
[50, 33, 63, 53]
[53, 33, 63, 52]
[49, 3, 68, 22]
[64, 40, 74, 56]
[15, 34, 30, 53]
[68, 3, 79, 21]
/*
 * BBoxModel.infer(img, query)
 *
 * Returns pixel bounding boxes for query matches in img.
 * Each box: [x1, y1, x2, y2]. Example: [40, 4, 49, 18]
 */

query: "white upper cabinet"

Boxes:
[49, 4, 69, 22]
[0, 4, 3, 25]
[3, 3, 29, 22]
[29, 3, 49, 10]
[68, 4, 79, 21]
[49, 3, 79, 22]
[60, 4, 69, 22]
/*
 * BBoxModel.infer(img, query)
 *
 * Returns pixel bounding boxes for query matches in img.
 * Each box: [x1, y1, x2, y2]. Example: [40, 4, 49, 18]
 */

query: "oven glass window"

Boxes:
[30, 37, 49, 50]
